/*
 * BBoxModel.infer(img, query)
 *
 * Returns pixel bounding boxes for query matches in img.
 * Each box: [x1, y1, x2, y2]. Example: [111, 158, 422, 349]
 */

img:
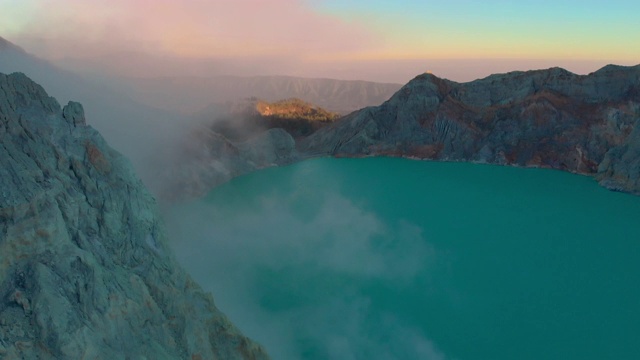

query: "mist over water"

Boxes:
[166, 158, 640, 360]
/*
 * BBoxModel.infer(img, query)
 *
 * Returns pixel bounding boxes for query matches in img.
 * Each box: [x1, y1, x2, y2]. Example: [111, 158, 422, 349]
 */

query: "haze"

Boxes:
[2, 2, 639, 359]
[2, 0, 639, 83]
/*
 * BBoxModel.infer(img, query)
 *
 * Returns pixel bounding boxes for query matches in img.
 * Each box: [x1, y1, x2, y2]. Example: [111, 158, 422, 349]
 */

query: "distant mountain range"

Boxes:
[0, 36, 402, 180]
[121, 75, 402, 115]
[161, 64, 640, 199]
[1, 37, 402, 116]
[5, 36, 639, 198]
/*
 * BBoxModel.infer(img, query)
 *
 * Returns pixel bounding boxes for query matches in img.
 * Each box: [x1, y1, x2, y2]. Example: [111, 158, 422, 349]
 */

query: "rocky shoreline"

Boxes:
[156, 64, 639, 202]
[299, 64, 640, 195]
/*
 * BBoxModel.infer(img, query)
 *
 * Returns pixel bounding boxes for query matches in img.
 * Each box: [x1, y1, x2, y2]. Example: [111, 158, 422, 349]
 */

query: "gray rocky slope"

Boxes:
[158, 65, 640, 201]
[300, 64, 640, 194]
[0, 72, 269, 359]
[0, 36, 183, 182]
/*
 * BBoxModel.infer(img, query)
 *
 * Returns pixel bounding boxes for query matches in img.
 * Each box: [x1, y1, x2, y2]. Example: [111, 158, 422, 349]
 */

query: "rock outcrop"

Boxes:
[301, 65, 640, 194]
[198, 97, 338, 142]
[0, 72, 269, 359]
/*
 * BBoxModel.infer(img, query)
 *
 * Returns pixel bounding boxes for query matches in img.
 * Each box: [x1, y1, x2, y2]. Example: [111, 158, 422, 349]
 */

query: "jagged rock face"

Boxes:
[301, 65, 640, 194]
[0, 72, 269, 359]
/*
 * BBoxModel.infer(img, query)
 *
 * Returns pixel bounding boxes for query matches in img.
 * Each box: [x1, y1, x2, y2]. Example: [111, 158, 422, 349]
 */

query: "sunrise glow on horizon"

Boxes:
[1, 0, 638, 82]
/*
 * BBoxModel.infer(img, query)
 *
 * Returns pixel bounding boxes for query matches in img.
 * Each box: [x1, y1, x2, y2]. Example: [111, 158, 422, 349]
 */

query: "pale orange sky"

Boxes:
[1, 0, 638, 82]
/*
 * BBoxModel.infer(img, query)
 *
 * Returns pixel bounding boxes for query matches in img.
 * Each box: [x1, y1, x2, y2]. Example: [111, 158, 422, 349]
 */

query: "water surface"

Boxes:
[168, 158, 640, 359]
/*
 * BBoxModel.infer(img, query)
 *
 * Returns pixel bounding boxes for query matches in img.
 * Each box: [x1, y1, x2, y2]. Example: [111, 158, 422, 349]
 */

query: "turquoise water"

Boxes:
[168, 158, 640, 359]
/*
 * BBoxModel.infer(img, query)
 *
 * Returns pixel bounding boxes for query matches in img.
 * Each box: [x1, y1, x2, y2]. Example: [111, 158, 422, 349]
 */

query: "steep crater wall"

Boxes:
[0, 72, 269, 359]
[300, 65, 640, 195]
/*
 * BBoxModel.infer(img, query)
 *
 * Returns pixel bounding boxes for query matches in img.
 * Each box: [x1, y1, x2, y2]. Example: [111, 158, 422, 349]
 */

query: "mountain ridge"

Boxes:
[299, 63, 640, 194]
[152, 64, 640, 200]
[123, 74, 403, 115]
[0, 71, 269, 359]
[0, 36, 25, 53]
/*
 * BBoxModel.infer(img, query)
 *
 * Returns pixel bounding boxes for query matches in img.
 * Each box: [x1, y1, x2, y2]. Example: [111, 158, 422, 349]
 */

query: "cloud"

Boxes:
[164, 164, 445, 359]
[3, 0, 375, 61]
[168, 180, 434, 281]
[3, 0, 637, 82]
[297, 296, 446, 360]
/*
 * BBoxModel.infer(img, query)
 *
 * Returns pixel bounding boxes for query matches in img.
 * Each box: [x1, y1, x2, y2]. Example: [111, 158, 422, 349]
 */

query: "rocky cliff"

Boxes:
[0, 72, 269, 359]
[0, 36, 185, 184]
[301, 65, 640, 194]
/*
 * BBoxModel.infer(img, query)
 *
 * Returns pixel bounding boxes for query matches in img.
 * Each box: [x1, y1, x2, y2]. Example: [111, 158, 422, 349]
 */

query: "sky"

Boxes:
[1, 0, 639, 82]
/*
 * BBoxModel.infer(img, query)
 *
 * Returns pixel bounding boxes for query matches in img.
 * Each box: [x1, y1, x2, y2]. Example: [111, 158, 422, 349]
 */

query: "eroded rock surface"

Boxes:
[301, 65, 640, 194]
[0, 72, 269, 359]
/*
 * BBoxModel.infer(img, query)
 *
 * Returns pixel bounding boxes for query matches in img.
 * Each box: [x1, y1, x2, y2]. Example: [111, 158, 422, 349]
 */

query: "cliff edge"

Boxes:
[0, 72, 269, 359]
[301, 65, 640, 194]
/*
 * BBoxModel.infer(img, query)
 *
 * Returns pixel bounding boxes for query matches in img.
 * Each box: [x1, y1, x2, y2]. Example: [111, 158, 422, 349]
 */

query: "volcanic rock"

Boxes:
[0, 72, 269, 359]
[300, 65, 640, 194]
